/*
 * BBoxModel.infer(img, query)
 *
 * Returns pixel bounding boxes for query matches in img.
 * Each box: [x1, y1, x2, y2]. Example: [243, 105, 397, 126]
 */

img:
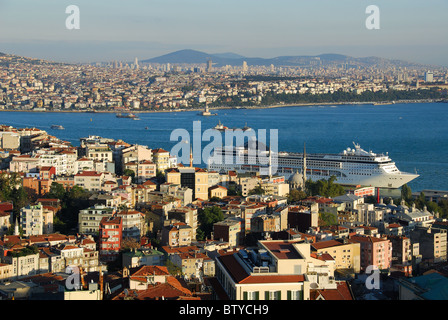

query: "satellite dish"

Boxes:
[310, 282, 319, 289]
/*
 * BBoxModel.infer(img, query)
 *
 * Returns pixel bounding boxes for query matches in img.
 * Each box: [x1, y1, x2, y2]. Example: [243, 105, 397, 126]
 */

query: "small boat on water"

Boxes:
[242, 123, 252, 131]
[116, 113, 139, 119]
[51, 125, 65, 130]
[213, 120, 228, 131]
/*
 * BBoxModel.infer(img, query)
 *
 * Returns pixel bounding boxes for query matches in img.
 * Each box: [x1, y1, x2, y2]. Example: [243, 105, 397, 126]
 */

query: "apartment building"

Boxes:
[213, 217, 244, 247]
[152, 148, 171, 171]
[20, 204, 44, 236]
[78, 204, 115, 236]
[161, 222, 193, 247]
[74, 171, 105, 191]
[116, 210, 146, 240]
[2, 251, 39, 279]
[98, 216, 123, 262]
[349, 234, 392, 271]
[311, 239, 361, 273]
[166, 167, 209, 200]
[410, 226, 447, 264]
[166, 207, 198, 239]
[213, 240, 344, 300]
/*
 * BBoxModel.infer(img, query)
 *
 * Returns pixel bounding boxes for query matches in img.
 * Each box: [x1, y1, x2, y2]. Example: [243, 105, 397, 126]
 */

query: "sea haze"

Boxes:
[1, 102, 447, 192]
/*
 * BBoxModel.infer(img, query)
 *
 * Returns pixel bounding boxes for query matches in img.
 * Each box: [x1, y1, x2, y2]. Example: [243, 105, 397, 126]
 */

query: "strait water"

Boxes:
[1, 102, 447, 192]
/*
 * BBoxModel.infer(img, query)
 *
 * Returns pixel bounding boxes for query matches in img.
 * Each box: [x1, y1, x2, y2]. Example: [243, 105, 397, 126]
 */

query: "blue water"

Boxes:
[1, 102, 447, 192]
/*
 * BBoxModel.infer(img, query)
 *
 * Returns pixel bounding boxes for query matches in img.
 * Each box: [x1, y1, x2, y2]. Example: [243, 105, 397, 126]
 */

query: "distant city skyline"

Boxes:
[1, 0, 447, 66]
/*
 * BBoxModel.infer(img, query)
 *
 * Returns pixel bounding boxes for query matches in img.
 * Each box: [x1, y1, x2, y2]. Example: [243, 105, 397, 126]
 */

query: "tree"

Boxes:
[123, 169, 136, 183]
[439, 199, 448, 219]
[306, 176, 345, 198]
[197, 206, 224, 241]
[0, 172, 31, 218]
[48, 182, 66, 200]
[11, 245, 38, 257]
[47, 184, 90, 234]
[155, 170, 166, 185]
[401, 184, 413, 203]
[319, 212, 338, 226]
[121, 237, 140, 251]
[248, 185, 265, 196]
[287, 189, 307, 203]
[10, 186, 30, 220]
[166, 259, 182, 276]
[227, 184, 242, 196]
[6, 223, 23, 237]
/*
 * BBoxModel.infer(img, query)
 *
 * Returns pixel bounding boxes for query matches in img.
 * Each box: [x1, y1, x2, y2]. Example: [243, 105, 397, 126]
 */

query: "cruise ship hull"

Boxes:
[283, 170, 419, 189]
[207, 143, 419, 189]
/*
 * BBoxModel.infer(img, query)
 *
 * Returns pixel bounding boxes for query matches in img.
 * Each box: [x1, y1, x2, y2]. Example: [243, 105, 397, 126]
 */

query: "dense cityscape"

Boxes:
[1, 29, 448, 305]
[1, 51, 447, 114]
[0, 89, 448, 302]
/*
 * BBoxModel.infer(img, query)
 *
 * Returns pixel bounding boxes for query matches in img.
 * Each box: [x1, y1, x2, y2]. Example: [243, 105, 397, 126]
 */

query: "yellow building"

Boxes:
[209, 185, 228, 199]
[152, 148, 171, 171]
[311, 239, 361, 273]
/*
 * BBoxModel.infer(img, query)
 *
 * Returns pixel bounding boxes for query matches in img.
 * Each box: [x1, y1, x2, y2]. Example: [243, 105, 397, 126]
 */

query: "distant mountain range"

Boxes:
[142, 49, 431, 69]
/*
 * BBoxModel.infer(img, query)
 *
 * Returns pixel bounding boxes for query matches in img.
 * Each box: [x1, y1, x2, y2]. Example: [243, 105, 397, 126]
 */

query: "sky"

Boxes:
[0, 0, 447, 66]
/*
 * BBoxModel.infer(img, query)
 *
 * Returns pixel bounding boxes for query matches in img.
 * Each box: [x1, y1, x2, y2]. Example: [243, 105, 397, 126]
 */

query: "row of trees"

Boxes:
[260, 87, 446, 106]
[287, 176, 346, 203]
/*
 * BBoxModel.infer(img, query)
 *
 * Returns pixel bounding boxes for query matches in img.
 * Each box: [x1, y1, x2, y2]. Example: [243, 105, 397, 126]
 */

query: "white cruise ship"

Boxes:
[207, 142, 419, 189]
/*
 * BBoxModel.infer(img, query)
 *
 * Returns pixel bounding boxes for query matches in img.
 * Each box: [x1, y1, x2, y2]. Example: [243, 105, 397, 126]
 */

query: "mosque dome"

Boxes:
[289, 172, 304, 186]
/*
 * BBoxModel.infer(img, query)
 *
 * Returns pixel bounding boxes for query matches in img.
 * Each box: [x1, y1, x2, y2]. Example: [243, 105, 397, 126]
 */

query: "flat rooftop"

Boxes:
[260, 240, 303, 260]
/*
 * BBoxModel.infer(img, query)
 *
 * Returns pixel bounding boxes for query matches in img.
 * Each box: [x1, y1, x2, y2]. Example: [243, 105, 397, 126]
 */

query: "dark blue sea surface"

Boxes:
[1, 102, 447, 192]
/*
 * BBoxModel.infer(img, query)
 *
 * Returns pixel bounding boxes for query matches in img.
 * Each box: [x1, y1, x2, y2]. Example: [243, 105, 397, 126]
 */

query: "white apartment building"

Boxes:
[20, 204, 44, 236]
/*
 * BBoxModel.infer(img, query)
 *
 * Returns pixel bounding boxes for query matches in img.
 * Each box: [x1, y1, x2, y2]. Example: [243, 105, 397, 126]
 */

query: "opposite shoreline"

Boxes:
[0, 99, 444, 114]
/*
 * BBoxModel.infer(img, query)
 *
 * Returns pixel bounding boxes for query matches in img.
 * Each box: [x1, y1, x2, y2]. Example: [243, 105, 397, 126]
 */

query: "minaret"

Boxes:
[14, 217, 19, 236]
[268, 146, 272, 178]
[189, 145, 193, 168]
[303, 142, 307, 187]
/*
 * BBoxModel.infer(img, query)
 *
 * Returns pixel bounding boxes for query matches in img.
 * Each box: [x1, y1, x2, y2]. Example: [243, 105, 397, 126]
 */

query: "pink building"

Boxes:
[349, 234, 392, 271]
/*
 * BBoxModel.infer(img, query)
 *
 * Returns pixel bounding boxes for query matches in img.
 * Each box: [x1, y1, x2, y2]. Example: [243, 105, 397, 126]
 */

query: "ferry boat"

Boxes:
[207, 142, 419, 189]
[213, 120, 228, 131]
[116, 113, 138, 119]
[51, 125, 65, 130]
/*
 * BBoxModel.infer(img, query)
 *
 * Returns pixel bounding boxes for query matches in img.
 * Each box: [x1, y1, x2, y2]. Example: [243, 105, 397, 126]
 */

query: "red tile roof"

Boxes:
[310, 281, 353, 300]
[113, 276, 193, 300]
[311, 239, 344, 250]
[152, 148, 169, 154]
[130, 265, 170, 279]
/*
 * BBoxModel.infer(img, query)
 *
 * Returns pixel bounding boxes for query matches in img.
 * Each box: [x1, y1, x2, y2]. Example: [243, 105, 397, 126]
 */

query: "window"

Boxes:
[266, 290, 281, 300]
[245, 291, 259, 300]
[288, 290, 303, 300]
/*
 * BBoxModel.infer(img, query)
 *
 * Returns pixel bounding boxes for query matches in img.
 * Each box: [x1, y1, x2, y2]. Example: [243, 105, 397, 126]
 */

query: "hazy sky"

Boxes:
[1, 0, 447, 66]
